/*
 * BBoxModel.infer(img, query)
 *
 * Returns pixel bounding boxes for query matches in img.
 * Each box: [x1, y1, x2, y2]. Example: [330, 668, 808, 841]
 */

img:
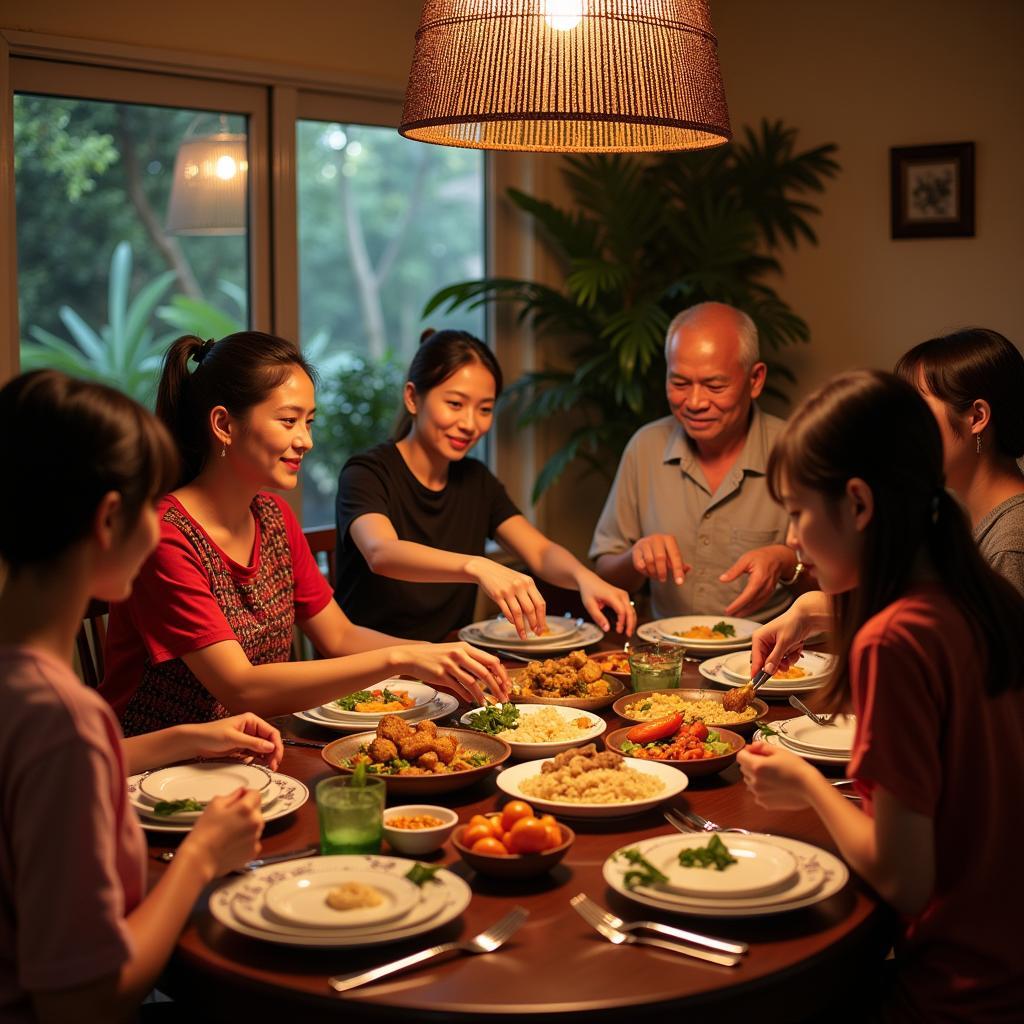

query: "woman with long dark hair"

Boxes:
[737, 370, 1024, 1021]
[895, 327, 1024, 593]
[0, 371, 271, 1022]
[335, 329, 635, 641]
[101, 332, 508, 736]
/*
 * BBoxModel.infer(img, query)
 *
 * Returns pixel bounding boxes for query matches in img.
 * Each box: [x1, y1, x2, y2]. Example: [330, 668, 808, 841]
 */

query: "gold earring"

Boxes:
[221, 444, 227, 458]
[976, 433, 982, 455]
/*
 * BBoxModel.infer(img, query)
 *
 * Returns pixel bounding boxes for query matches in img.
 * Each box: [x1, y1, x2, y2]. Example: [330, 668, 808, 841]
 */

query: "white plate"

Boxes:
[699, 653, 827, 697]
[777, 714, 856, 755]
[647, 833, 798, 899]
[721, 650, 835, 685]
[478, 616, 580, 643]
[636, 623, 751, 656]
[495, 756, 687, 818]
[652, 616, 759, 646]
[293, 692, 459, 733]
[316, 679, 439, 721]
[758, 728, 851, 765]
[459, 621, 604, 654]
[138, 762, 272, 806]
[264, 868, 419, 929]
[604, 832, 848, 917]
[209, 855, 470, 947]
[129, 771, 308, 832]
[459, 704, 606, 758]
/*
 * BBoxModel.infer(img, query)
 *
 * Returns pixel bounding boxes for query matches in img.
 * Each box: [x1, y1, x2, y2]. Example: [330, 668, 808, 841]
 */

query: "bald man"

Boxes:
[590, 302, 803, 621]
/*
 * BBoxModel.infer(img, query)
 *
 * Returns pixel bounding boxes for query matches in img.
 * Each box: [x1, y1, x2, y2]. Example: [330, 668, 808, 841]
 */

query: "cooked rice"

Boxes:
[519, 764, 663, 803]
[623, 693, 757, 724]
[497, 707, 595, 744]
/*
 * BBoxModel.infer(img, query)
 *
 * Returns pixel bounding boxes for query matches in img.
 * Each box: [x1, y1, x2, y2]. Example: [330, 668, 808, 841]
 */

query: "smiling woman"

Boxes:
[99, 331, 512, 736]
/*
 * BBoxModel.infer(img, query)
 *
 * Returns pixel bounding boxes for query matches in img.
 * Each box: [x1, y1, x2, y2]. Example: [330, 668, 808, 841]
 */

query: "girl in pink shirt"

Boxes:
[0, 371, 277, 1023]
[738, 370, 1024, 1022]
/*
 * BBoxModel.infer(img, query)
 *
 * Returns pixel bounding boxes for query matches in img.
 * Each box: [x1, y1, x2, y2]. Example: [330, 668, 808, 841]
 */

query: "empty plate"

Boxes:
[778, 715, 856, 755]
[138, 762, 272, 806]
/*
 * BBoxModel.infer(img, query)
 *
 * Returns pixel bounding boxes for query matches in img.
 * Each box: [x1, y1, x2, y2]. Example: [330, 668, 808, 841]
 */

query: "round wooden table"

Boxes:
[155, 642, 893, 1022]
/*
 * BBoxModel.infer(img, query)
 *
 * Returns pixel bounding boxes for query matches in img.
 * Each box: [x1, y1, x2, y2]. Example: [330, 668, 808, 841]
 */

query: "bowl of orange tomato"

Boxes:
[451, 800, 574, 879]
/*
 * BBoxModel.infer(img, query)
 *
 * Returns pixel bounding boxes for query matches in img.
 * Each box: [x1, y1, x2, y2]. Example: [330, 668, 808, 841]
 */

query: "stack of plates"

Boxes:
[637, 616, 758, 655]
[699, 650, 834, 698]
[127, 762, 309, 832]
[459, 615, 603, 653]
[208, 854, 471, 947]
[604, 831, 848, 918]
[758, 715, 856, 765]
[294, 678, 459, 733]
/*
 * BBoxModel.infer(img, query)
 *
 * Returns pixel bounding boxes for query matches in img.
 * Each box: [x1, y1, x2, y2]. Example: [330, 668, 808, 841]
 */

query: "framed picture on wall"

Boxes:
[890, 142, 975, 239]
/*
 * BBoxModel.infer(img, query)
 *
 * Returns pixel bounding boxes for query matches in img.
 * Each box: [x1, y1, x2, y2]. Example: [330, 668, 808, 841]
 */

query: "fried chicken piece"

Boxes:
[722, 684, 753, 713]
[433, 734, 458, 764]
[592, 750, 623, 770]
[398, 732, 436, 761]
[378, 714, 413, 744]
[566, 650, 588, 668]
[417, 751, 439, 770]
[542, 743, 598, 773]
[415, 720, 438, 737]
[578, 660, 603, 684]
[367, 737, 398, 763]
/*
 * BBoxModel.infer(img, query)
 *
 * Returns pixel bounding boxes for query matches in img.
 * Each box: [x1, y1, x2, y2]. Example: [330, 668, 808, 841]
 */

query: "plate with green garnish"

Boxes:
[138, 761, 273, 812]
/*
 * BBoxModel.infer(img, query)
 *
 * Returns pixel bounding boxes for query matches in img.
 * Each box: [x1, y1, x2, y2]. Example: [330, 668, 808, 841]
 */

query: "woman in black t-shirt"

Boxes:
[335, 330, 635, 641]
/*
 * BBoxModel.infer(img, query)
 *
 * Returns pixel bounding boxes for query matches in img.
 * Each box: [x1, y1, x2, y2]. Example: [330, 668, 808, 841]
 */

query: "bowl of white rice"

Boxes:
[460, 704, 606, 758]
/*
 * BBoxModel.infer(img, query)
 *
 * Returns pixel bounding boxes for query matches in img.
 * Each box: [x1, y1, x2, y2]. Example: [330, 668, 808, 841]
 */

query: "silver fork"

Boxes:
[327, 906, 528, 993]
[570, 895, 741, 967]
[571, 893, 747, 955]
[663, 807, 752, 835]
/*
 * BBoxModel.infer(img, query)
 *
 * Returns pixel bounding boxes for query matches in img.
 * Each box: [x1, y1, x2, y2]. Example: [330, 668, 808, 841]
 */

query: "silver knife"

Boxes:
[243, 844, 320, 871]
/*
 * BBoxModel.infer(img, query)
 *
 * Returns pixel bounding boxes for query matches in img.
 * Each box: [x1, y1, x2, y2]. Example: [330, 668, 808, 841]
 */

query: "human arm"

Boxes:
[32, 789, 264, 1023]
[749, 590, 831, 677]
[719, 544, 819, 618]
[737, 743, 934, 915]
[122, 713, 284, 776]
[299, 596, 418, 659]
[496, 516, 636, 635]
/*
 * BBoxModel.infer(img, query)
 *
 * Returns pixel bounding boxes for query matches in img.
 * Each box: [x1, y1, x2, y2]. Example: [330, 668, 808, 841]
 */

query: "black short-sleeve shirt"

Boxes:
[334, 442, 521, 640]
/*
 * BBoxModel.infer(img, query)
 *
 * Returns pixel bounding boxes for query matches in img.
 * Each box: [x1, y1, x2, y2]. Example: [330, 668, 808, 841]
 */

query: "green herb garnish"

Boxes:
[620, 739, 639, 754]
[678, 834, 738, 871]
[465, 751, 491, 767]
[757, 722, 779, 738]
[351, 760, 367, 787]
[152, 798, 205, 816]
[639, 701, 652, 713]
[464, 702, 520, 735]
[711, 621, 737, 638]
[616, 848, 669, 889]
[405, 863, 442, 887]
[335, 690, 374, 710]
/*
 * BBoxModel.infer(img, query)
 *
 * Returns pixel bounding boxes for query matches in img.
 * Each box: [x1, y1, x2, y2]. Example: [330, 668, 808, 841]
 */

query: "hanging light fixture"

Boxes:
[166, 115, 249, 235]
[400, 0, 731, 153]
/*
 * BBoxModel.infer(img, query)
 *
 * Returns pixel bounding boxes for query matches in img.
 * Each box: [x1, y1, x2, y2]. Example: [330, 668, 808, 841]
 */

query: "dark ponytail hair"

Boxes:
[894, 327, 1024, 459]
[157, 332, 317, 486]
[0, 370, 178, 572]
[392, 329, 502, 441]
[767, 369, 1024, 708]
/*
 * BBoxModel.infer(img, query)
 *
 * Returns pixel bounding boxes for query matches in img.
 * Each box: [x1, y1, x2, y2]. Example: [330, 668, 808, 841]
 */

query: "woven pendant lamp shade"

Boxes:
[400, 0, 731, 153]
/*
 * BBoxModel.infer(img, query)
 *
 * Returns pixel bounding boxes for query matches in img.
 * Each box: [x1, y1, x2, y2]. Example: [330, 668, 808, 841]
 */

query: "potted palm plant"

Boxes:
[425, 120, 839, 501]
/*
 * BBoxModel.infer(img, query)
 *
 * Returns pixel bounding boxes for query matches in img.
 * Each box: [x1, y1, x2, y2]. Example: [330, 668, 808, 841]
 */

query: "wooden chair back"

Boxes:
[77, 598, 109, 688]
[303, 526, 337, 589]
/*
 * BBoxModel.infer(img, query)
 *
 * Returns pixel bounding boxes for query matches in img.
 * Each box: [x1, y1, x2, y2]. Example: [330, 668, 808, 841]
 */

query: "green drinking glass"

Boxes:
[628, 642, 684, 692]
[316, 775, 386, 855]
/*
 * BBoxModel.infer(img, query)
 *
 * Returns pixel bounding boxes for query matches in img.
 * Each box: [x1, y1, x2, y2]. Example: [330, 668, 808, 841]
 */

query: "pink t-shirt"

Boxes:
[0, 646, 146, 1021]
[849, 586, 1024, 1022]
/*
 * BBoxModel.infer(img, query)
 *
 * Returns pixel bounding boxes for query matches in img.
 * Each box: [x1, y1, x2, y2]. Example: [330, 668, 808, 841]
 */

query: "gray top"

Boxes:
[974, 492, 1024, 597]
[589, 406, 791, 621]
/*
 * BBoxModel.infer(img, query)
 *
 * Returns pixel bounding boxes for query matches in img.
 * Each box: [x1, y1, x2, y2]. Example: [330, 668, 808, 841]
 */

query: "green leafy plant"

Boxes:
[20, 241, 177, 406]
[425, 120, 839, 501]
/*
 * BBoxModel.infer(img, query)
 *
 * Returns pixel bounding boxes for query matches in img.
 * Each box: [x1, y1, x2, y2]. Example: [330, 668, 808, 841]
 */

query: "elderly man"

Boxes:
[590, 302, 802, 621]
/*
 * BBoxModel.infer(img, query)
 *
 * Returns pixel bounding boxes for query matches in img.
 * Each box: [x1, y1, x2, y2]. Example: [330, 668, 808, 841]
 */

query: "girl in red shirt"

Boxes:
[0, 371, 273, 1022]
[102, 332, 508, 735]
[738, 370, 1024, 1022]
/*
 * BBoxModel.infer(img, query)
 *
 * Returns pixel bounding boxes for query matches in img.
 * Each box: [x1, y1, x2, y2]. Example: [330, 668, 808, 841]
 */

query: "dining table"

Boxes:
[153, 632, 894, 1022]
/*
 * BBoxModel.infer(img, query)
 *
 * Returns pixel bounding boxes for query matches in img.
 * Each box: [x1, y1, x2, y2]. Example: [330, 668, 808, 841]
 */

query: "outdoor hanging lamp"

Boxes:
[166, 116, 249, 235]
[400, 0, 731, 153]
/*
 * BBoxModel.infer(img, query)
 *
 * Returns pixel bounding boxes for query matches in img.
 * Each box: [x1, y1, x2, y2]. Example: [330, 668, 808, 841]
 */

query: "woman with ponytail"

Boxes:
[736, 370, 1024, 1021]
[895, 327, 1024, 594]
[101, 332, 508, 735]
[335, 329, 635, 641]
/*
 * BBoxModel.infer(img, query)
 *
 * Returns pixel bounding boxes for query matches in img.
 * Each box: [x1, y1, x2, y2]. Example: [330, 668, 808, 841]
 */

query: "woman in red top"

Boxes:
[101, 332, 508, 735]
[0, 371, 271, 1022]
[738, 370, 1024, 1022]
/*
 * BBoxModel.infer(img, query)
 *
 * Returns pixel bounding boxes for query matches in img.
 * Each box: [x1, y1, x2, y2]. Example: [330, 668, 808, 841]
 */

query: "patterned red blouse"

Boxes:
[101, 493, 333, 735]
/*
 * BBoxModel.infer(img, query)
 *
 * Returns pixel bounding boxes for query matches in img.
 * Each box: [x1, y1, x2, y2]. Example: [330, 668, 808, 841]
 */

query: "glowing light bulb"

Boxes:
[544, 0, 583, 31]
[215, 155, 238, 180]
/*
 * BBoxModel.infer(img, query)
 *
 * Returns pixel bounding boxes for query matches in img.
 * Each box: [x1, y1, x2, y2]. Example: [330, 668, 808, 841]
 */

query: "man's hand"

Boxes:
[630, 534, 692, 585]
[720, 544, 796, 617]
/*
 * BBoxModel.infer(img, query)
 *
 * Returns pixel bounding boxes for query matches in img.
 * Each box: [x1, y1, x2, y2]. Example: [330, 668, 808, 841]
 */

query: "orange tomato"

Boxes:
[468, 814, 504, 838]
[500, 800, 535, 833]
[462, 822, 497, 848]
[543, 823, 563, 849]
[502, 830, 515, 849]
[508, 816, 550, 854]
[471, 836, 509, 856]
